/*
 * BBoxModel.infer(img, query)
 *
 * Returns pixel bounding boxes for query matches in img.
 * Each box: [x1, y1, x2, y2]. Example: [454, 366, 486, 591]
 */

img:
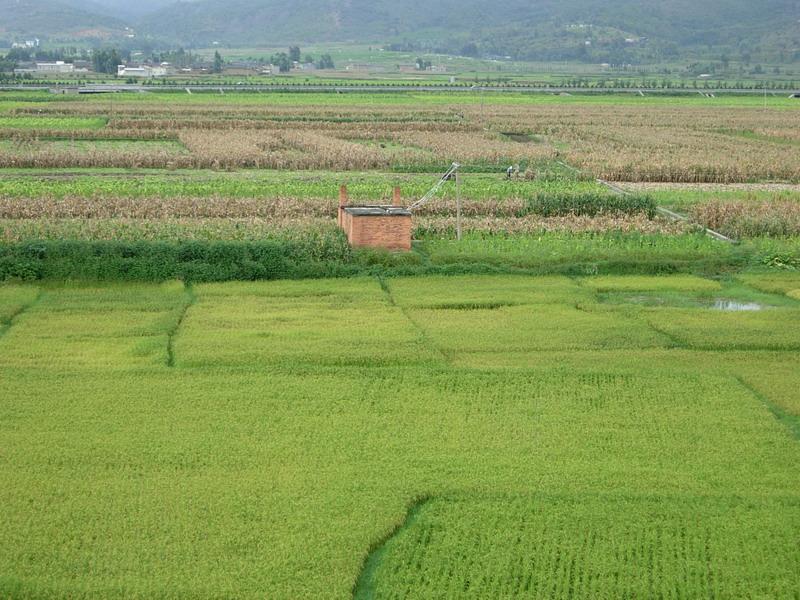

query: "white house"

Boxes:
[36, 61, 75, 74]
[12, 39, 39, 49]
[117, 64, 169, 78]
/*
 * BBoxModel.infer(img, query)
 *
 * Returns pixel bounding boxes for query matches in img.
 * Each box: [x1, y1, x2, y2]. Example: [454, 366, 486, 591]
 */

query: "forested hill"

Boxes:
[0, 0, 126, 39]
[138, 0, 800, 62]
[3, 0, 799, 63]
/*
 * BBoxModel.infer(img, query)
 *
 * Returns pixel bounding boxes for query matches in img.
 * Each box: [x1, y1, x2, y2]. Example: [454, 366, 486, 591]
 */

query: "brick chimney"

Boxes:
[338, 185, 348, 227]
[392, 186, 402, 207]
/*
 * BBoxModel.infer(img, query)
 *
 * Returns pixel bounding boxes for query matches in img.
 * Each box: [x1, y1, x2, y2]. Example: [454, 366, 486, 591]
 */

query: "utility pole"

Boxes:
[456, 170, 462, 241]
[471, 84, 485, 123]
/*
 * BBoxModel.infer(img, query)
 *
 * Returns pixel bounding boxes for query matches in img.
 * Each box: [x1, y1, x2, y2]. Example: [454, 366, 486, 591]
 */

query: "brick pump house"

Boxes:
[337, 185, 412, 251]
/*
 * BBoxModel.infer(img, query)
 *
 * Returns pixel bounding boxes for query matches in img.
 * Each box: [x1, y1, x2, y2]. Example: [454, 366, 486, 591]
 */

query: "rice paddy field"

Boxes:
[1, 273, 799, 598]
[1, 88, 800, 597]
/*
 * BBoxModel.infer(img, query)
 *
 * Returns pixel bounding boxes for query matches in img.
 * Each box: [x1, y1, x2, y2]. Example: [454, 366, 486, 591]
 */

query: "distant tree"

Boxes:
[271, 52, 291, 72]
[303, 54, 314, 64]
[6, 48, 31, 62]
[288, 46, 301, 63]
[212, 51, 224, 74]
[316, 54, 334, 69]
[153, 48, 197, 69]
[0, 55, 15, 73]
[92, 48, 122, 74]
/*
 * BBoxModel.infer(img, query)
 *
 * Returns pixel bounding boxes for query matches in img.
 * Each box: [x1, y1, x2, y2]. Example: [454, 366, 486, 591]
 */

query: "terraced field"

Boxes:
[1, 273, 799, 598]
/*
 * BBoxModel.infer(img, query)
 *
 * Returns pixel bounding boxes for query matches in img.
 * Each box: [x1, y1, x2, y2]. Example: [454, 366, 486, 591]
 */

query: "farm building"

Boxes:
[117, 64, 171, 78]
[36, 61, 75, 74]
[338, 186, 412, 251]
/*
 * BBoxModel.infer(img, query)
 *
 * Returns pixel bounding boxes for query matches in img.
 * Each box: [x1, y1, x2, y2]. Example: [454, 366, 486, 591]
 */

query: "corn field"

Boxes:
[691, 200, 800, 237]
[3, 98, 798, 181]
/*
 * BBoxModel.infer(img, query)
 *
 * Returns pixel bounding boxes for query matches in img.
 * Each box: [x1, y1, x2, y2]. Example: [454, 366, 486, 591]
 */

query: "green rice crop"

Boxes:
[176, 279, 440, 368]
[409, 302, 668, 352]
[387, 274, 584, 307]
[644, 306, 800, 350]
[737, 272, 800, 295]
[0, 276, 799, 598]
[582, 274, 723, 292]
[0, 282, 189, 368]
[361, 494, 799, 599]
[0, 283, 39, 326]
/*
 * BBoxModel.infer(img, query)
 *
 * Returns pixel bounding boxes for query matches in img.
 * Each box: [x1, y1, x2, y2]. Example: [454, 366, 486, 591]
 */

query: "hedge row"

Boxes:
[1, 236, 794, 283]
[0, 238, 358, 282]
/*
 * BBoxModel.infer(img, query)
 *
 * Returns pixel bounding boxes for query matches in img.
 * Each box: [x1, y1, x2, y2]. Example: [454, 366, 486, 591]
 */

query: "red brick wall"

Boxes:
[348, 215, 412, 251]
[340, 209, 352, 234]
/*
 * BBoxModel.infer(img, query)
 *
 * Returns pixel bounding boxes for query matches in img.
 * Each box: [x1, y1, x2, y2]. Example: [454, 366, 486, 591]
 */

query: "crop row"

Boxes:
[691, 200, 800, 237]
[0, 116, 107, 130]
[364, 494, 800, 599]
[0, 128, 551, 170]
[0, 214, 689, 242]
[0, 172, 605, 201]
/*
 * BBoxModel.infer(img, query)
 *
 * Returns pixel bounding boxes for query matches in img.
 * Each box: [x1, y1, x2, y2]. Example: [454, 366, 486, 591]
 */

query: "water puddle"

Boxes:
[711, 300, 763, 312]
[601, 294, 768, 311]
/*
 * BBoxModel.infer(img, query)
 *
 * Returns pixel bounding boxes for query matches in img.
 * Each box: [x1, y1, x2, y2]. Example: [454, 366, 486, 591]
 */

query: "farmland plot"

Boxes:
[4, 94, 799, 180]
[1, 274, 799, 599]
[360, 494, 799, 599]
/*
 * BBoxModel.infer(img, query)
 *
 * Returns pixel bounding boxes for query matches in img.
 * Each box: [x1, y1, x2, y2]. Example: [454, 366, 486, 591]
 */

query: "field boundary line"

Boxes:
[642, 319, 689, 349]
[166, 282, 196, 368]
[377, 276, 452, 364]
[352, 495, 432, 600]
[734, 376, 800, 440]
[0, 288, 44, 341]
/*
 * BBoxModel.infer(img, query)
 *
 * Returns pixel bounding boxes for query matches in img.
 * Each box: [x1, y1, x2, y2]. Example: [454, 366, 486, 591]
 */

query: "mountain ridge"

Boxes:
[2, 0, 798, 63]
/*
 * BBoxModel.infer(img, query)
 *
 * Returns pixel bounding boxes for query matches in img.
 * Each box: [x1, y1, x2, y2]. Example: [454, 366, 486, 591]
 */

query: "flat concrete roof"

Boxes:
[343, 205, 412, 217]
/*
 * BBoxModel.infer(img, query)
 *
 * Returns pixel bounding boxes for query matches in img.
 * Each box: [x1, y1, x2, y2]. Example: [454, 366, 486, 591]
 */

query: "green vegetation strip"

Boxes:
[0, 171, 604, 201]
[2, 233, 797, 282]
[0, 116, 107, 130]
